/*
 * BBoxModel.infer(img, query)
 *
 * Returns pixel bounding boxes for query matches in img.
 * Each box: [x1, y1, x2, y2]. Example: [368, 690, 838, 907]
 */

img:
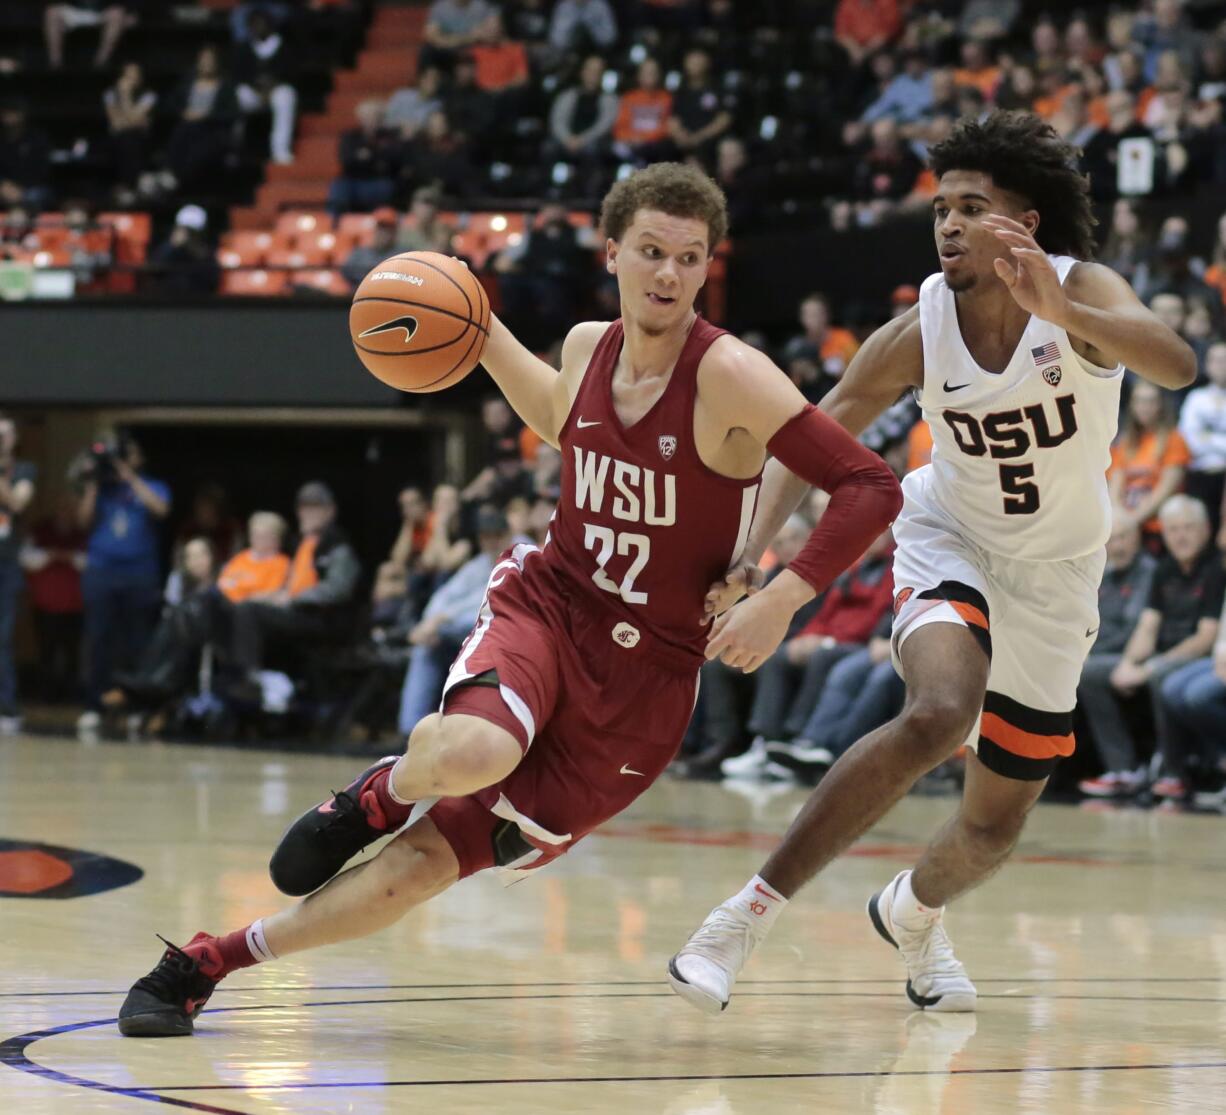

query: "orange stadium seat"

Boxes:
[296, 228, 356, 263]
[98, 212, 152, 245]
[220, 269, 288, 296]
[291, 269, 352, 297]
[219, 231, 274, 267]
[275, 210, 333, 243]
[267, 246, 330, 269]
[337, 212, 377, 243]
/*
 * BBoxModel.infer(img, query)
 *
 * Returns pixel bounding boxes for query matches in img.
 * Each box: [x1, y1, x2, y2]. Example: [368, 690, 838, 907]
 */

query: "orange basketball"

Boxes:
[350, 251, 490, 393]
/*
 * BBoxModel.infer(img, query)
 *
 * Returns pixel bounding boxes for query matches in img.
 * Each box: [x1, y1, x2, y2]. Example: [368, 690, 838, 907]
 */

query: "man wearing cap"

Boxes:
[149, 205, 218, 295]
[228, 482, 362, 691]
[341, 208, 399, 288]
[397, 505, 511, 733]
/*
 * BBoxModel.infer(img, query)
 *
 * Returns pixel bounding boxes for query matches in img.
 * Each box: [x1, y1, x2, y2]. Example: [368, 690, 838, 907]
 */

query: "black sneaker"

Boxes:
[118, 933, 219, 1037]
[269, 755, 405, 897]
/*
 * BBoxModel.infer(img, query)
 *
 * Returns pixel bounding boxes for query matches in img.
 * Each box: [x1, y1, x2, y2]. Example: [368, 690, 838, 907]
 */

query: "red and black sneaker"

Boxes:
[268, 755, 406, 897]
[118, 933, 220, 1037]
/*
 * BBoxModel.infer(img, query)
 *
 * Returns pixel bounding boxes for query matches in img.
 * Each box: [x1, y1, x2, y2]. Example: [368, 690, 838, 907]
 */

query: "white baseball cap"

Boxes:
[174, 204, 208, 231]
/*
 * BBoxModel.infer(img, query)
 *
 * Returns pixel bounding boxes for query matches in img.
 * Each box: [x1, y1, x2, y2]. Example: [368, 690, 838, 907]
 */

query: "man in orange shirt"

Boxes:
[796, 292, 861, 379]
[217, 512, 290, 603]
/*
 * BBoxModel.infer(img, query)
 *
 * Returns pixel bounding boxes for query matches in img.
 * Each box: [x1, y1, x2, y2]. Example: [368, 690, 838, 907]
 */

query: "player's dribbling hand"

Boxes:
[984, 214, 1071, 327]
[703, 561, 765, 619]
[705, 591, 793, 673]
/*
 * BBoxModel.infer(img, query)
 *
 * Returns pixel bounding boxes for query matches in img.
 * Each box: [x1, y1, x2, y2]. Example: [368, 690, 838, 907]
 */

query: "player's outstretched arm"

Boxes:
[697, 338, 905, 671]
[480, 316, 606, 449]
[984, 215, 1196, 388]
[703, 311, 921, 617]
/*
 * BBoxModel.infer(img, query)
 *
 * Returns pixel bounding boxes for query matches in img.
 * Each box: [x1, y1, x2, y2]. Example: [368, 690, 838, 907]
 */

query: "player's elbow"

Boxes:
[1171, 340, 1198, 388]
[859, 457, 904, 524]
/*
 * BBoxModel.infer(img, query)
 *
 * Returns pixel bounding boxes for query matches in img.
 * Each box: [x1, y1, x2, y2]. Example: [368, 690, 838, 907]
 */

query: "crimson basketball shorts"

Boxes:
[890, 483, 1105, 781]
[426, 543, 700, 880]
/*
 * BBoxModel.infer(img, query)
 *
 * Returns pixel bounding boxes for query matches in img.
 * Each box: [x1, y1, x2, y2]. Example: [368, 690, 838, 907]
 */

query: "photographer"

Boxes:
[74, 433, 170, 735]
[0, 414, 36, 734]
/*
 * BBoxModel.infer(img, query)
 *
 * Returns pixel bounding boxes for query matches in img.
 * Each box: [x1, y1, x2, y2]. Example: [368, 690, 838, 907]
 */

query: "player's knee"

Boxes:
[960, 811, 1027, 857]
[901, 693, 979, 765]
[430, 717, 521, 795]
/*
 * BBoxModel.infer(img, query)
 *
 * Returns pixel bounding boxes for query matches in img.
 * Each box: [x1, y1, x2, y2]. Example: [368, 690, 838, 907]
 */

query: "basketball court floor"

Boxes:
[3, 735, 1225, 1114]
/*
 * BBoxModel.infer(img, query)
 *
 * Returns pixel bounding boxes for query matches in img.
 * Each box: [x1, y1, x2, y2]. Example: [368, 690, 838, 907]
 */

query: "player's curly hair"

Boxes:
[929, 111, 1097, 260]
[600, 163, 728, 254]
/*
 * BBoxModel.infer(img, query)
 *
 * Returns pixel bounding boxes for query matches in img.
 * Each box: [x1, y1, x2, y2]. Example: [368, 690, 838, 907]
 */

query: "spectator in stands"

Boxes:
[398, 505, 509, 733]
[461, 397, 534, 510]
[850, 116, 924, 223]
[420, 0, 497, 72]
[44, 2, 134, 70]
[862, 49, 934, 124]
[494, 202, 596, 350]
[1109, 379, 1190, 545]
[75, 432, 170, 736]
[505, 0, 551, 56]
[1145, 218, 1223, 324]
[959, 0, 1019, 43]
[328, 99, 400, 218]
[549, 0, 617, 54]
[384, 66, 444, 139]
[228, 481, 361, 699]
[1159, 594, 1226, 804]
[216, 512, 290, 603]
[231, 1, 293, 44]
[149, 204, 219, 296]
[628, 0, 701, 34]
[994, 63, 1037, 113]
[1205, 212, 1226, 308]
[386, 487, 432, 577]
[1030, 18, 1064, 72]
[0, 415, 36, 734]
[0, 105, 52, 211]
[1180, 341, 1226, 533]
[1077, 516, 1159, 797]
[835, 0, 903, 69]
[530, 441, 561, 501]
[1098, 198, 1152, 287]
[165, 45, 238, 191]
[1132, 0, 1200, 83]
[162, 537, 217, 609]
[21, 494, 86, 704]
[787, 292, 860, 382]
[953, 39, 1001, 100]
[399, 108, 477, 199]
[548, 54, 617, 189]
[1079, 496, 1224, 800]
[418, 483, 471, 583]
[714, 135, 766, 234]
[668, 48, 735, 169]
[444, 52, 496, 146]
[612, 57, 673, 165]
[395, 186, 454, 254]
[103, 62, 155, 191]
[468, 12, 532, 144]
[233, 11, 297, 165]
[341, 206, 398, 288]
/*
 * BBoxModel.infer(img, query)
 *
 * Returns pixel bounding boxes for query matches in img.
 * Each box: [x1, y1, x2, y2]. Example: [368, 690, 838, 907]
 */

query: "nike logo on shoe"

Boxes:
[754, 883, 780, 902]
[942, 380, 969, 393]
[620, 763, 645, 776]
[577, 417, 601, 428]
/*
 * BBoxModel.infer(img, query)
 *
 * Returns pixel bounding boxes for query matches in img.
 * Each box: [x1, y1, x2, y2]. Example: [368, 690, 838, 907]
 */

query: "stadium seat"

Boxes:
[218, 231, 274, 268]
[274, 210, 334, 243]
[296, 228, 356, 263]
[267, 246, 330, 269]
[291, 269, 352, 297]
[220, 269, 289, 296]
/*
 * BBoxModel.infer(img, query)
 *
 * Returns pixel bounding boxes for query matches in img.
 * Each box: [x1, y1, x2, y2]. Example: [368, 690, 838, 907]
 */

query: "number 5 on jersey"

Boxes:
[584, 524, 650, 604]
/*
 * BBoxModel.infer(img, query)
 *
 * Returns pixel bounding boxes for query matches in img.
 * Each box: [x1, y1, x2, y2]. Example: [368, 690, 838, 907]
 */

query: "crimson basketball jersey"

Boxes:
[537, 316, 761, 660]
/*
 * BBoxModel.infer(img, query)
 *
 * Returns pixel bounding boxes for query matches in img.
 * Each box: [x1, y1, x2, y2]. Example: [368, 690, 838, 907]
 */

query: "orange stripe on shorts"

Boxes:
[950, 601, 989, 631]
[980, 712, 1074, 760]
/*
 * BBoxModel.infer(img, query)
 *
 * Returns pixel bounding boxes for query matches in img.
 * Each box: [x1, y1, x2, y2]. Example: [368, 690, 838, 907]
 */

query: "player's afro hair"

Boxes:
[929, 111, 1097, 260]
[600, 162, 728, 254]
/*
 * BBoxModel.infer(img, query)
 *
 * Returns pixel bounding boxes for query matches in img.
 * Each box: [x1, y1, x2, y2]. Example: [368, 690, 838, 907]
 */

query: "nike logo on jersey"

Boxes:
[1085, 627, 1099, 639]
[577, 417, 601, 428]
[357, 315, 419, 343]
[619, 763, 645, 776]
[942, 379, 970, 392]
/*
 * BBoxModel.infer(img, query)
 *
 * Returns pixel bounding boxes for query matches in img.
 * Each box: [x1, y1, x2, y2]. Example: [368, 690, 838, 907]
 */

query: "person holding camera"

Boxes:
[0, 414, 36, 734]
[75, 433, 170, 735]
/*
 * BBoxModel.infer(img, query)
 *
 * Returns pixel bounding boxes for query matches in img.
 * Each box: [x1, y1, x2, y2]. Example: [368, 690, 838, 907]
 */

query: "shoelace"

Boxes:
[133, 935, 205, 999]
[908, 922, 967, 982]
[684, 907, 757, 970]
[315, 790, 364, 840]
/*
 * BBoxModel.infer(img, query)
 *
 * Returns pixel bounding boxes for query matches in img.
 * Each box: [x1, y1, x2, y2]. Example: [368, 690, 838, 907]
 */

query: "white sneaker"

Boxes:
[668, 902, 762, 1014]
[719, 736, 770, 779]
[867, 870, 977, 1012]
[76, 710, 101, 734]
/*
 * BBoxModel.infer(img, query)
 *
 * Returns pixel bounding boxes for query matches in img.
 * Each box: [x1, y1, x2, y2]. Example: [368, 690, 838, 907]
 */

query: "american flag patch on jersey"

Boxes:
[1031, 342, 1061, 366]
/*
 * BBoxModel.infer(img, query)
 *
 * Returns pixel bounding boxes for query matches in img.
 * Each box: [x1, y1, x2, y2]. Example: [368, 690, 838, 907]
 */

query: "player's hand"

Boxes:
[705, 591, 793, 673]
[985, 215, 1072, 327]
[703, 561, 765, 619]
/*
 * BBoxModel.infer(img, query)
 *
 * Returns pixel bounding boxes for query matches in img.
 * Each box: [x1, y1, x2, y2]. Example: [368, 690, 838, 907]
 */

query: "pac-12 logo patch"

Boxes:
[612, 622, 641, 648]
[1042, 365, 1062, 387]
[893, 587, 914, 616]
[358, 315, 419, 343]
[658, 435, 677, 460]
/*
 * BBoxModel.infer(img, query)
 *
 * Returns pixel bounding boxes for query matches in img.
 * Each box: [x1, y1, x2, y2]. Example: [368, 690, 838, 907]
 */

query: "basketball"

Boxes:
[349, 251, 490, 393]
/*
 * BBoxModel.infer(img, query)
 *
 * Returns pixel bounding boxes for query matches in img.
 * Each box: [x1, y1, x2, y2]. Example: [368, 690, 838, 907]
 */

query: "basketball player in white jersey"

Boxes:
[669, 112, 1196, 1014]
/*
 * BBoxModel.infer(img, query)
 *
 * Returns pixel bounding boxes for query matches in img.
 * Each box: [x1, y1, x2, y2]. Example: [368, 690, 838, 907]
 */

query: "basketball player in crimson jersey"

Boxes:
[669, 112, 1197, 1015]
[118, 163, 902, 1036]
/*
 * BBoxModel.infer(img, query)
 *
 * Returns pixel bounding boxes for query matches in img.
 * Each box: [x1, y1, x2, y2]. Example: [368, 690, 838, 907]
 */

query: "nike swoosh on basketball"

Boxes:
[577, 417, 601, 428]
[620, 763, 645, 776]
[942, 379, 970, 392]
[358, 315, 419, 343]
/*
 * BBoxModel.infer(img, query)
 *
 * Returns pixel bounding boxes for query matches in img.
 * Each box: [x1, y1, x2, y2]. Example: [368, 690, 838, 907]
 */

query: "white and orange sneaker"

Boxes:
[868, 870, 977, 1012]
[668, 902, 764, 1014]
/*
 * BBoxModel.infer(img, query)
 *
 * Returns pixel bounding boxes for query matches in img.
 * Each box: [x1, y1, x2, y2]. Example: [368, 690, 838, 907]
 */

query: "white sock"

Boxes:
[386, 756, 413, 805]
[729, 875, 787, 936]
[892, 871, 942, 929]
[245, 918, 277, 963]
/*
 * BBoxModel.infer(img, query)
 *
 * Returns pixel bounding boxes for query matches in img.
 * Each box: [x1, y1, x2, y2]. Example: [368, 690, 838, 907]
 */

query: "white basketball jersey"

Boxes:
[913, 254, 1123, 562]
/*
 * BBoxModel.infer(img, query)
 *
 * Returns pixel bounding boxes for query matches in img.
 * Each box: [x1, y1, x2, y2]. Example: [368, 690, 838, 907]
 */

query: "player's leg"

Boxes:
[118, 817, 459, 1036]
[670, 617, 988, 1014]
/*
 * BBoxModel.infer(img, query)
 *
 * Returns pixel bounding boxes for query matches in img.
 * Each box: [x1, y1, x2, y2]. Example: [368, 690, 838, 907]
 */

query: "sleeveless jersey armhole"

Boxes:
[557, 322, 621, 441]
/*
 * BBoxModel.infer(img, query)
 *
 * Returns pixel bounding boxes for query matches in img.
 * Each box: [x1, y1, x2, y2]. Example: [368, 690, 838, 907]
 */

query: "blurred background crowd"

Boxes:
[2, 0, 1226, 816]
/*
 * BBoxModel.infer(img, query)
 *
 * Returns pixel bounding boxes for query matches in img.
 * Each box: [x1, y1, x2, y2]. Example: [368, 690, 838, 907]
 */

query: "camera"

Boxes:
[69, 432, 132, 487]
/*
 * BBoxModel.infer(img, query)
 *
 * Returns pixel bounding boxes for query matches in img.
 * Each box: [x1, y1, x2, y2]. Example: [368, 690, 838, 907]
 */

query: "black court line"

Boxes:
[6, 987, 1226, 1113]
[1, 975, 1217, 999]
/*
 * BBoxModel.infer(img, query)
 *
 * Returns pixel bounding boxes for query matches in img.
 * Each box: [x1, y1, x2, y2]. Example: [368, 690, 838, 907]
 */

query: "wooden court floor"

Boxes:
[3, 735, 1226, 1114]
